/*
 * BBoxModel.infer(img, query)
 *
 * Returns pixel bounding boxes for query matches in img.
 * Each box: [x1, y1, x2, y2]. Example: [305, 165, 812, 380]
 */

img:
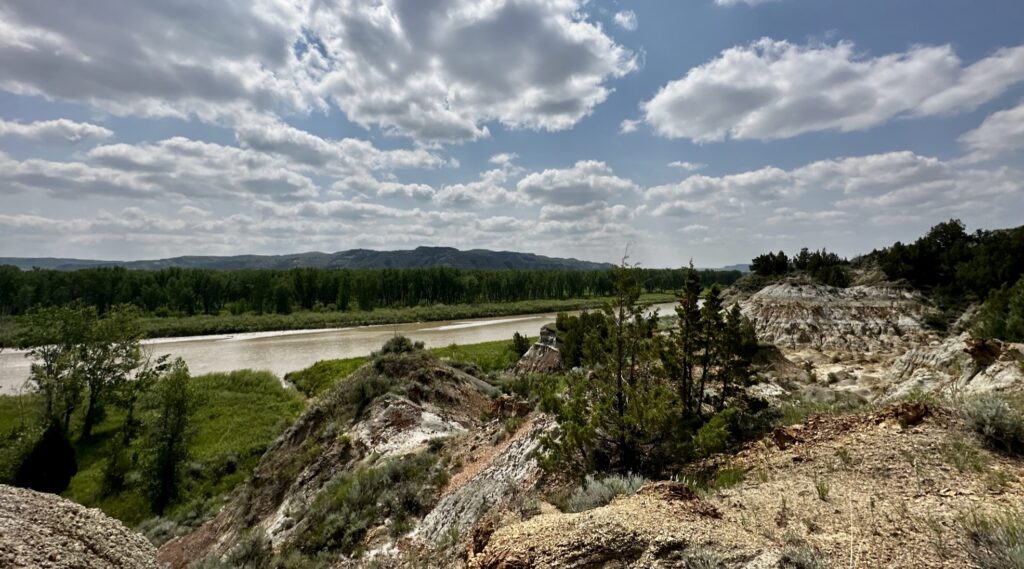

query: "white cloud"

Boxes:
[0, 118, 113, 144]
[235, 119, 447, 174]
[0, 1, 318, 123]
[330, 175, 435, 201]
[489, 153, 520, 167]
[642, 39, 1024, 142]
[0, 137, 320, 201]
[960, 100, 1024, 163]
[517, 160, 639, 205]
[619, 119, 641, 133]
[668, 161, 706, 171]
[613, 10, 638, 31]
[434, 168, 524, 209]
[311, 0, 637, 143]
[646, 151, 1023, 222]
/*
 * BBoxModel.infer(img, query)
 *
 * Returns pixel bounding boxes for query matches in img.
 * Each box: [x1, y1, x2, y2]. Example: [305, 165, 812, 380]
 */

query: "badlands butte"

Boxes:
[3, 221, 1024, 569]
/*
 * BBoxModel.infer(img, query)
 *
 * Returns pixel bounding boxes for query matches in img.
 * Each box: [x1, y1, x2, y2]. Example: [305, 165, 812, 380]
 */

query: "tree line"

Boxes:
[0, 266, 742, 317]
[750, 248, 850, 287]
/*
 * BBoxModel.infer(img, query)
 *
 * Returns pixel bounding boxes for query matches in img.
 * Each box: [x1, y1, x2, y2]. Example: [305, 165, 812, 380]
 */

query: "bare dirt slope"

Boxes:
[471, 403, 1024, 568]
[0, 484, 159, 569]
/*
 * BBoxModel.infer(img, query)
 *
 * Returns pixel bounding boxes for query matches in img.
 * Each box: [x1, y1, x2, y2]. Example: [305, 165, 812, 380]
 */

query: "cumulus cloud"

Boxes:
[960, 100, 1024, 163]
[434, 168, 525, 209]
[0, 1, 317, 123]
[0, 118, 113, 144]
[668, 161, 706, 171]
[641, 39, 1024, 142]
[235, 119, 448, 173]
[613, 10, 638, 31]
[0, 137, 320, 201]
[330, 175, 435, 201]
[517, 160, 639, 205]
[646, 151, 1023, 222]
[311, 0, 637, 142]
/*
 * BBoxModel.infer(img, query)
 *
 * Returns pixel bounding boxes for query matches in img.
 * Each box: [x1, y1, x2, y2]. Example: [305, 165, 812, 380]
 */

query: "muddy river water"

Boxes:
[0, 302, 677, 394]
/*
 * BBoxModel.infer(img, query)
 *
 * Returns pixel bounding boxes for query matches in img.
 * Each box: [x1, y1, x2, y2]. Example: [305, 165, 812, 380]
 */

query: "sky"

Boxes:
[1, 0, 1023, 268]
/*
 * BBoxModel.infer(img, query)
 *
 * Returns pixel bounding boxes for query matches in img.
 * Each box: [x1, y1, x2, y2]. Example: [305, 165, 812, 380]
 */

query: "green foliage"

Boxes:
[564, 473, 648, 512]
[751, 247, 849, 286]
[543, 263, 763, 479]
[286, 357, 369, 398]
[431, 338, 526, 373]
[692, 401, 781, 458]
[0, 263, 739, 323]
[511, 331, 531, 358]
[295, 452, 447, 556]
[959, 508, 1024, 569]
[14, 421, 77, 494]
[18, 303, 150, 440]
[779, 393, 868, 425]
[975, 276, 1024, 342]
[871, 220, 1024, 318]
[375, 334, 425, 356]
[143, 359, 196, 514]
[964, 394, 1024, 456]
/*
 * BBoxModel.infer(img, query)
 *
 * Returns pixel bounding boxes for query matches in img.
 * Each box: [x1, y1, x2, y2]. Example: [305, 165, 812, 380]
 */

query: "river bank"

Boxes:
[0, 299, 679, 394]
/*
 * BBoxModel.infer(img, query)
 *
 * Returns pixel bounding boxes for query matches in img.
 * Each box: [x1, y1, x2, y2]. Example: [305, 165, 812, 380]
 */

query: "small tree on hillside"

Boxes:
[144, 358, 196, 515]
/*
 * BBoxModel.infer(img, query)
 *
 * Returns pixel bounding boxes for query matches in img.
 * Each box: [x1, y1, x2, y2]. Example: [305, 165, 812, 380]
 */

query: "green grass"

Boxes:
[286, 357, 370, 398]
[429, 337, 534, 373]
[90, 293, 674, 342]
[1, 369, 304, 527]
[285, 337, 535, 398]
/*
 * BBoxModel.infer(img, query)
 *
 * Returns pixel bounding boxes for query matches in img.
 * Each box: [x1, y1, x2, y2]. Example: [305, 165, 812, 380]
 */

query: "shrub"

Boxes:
[565, 473, 648, 512]
[960, 509, 1024, 569]
[375, 335, 424, 356]
[965, 394, 1024, 455]
[511, 331, 531, 358]
[14, 421, 77, 494]
[295, 452, 447, 556]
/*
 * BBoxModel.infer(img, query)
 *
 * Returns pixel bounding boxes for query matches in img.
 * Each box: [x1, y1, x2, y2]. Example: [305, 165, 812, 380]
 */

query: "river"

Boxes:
[0, 302, 678, 394]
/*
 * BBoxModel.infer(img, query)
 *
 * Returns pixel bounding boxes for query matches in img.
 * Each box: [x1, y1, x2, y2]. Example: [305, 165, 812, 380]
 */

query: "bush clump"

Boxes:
[565, 473, 648, 512]
[965, 394, 1024, 456]
[375, 335, 425, 356]
[295, 452, 448, 556]
[960, 509, 1024, 569]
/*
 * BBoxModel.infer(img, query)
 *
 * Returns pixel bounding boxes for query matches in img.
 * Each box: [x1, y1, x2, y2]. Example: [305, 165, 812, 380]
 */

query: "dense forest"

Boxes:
[0, 266, 742, 317]
[867, 219, 1024, 337]
[749, 248, 850, 287]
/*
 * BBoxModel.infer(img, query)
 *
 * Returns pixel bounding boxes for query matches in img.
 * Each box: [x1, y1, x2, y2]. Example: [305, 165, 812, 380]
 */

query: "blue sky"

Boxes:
[1, 0, 1023, 267]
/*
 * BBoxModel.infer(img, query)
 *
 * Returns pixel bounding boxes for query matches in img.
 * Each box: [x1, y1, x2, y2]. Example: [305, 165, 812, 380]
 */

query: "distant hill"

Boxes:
[720, 264, 751, 273]
[0, 247, 615, 272]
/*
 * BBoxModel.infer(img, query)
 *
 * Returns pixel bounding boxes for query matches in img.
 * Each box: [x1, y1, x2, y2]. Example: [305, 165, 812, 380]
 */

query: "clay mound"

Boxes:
[0, 484, 159, 569]
[740, 283, 935, 353]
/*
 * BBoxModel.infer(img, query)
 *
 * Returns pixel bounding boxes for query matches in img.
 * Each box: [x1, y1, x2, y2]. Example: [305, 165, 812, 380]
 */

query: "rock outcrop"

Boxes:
[0, 484, 159, 569]
[740, 283, 935, 354]
[513, 324, 562, 375]
[886, 333, 1024, 399]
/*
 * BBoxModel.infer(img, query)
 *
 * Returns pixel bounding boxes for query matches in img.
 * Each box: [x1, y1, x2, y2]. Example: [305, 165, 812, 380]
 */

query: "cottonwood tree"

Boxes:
[21, 303, 149, 439]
